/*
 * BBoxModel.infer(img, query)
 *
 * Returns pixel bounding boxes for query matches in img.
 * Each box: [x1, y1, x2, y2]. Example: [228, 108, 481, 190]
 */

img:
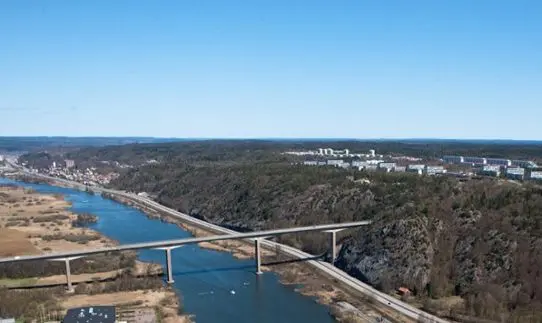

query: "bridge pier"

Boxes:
[165, 248, 174, 284]
[254, 238, 262, 274]
[154, 246, 181, 284]
[329, 231, 337, 264]
[324, 229, 344, 264]
[64, 258, 73, 292]
[48, 256, 83, 292]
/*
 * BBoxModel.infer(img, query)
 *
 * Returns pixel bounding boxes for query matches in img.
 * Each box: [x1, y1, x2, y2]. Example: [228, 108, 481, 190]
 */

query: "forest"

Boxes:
[19, 139, 542, 168]
[17, 139, 542, 321]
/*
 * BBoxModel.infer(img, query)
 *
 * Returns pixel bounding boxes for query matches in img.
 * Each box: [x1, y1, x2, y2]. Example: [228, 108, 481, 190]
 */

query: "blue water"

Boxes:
[0, 178, 334, 323]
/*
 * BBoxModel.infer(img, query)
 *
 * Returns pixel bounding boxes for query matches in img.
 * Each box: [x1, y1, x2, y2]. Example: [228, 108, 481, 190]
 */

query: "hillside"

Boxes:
[18, 140, 542, 322]
[108, 158, 542, 322]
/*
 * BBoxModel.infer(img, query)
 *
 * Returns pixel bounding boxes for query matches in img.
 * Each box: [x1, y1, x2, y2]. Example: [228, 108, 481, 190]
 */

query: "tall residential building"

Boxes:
[512, 160, 538, 168]
[481, 165, 501, 177]
[443, 156, 464, 164]
[486, 158, 512, 167]
[463, 157, 487, 165]
[530, 171, 542, 180]
[378, 162, 396, 172]
[426, 166, 446, 175]
[506, 167, 525, 180]
[65, 159, 75, 168]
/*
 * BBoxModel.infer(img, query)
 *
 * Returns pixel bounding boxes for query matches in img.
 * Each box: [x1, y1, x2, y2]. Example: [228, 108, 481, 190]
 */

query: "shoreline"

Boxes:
[0, 182, 191, 323]
[105, 191, 412, 323]
[5, 173, 411, 322]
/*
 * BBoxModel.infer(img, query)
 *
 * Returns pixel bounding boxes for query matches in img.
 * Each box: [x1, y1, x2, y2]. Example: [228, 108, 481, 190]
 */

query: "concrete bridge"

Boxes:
[0, 221, 369, 291]
[4, 170, 450, 323]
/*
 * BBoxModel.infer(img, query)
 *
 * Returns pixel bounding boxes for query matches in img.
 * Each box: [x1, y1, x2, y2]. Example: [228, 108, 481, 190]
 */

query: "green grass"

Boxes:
[0, 277, 38, 287]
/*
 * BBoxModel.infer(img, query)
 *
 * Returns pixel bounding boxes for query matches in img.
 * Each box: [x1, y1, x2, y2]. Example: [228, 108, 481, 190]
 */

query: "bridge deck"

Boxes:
[0, 221, 370, 263]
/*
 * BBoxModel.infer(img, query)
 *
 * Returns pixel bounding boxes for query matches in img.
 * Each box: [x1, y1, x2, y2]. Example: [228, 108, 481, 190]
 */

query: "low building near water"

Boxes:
[63, 306, 116, 323]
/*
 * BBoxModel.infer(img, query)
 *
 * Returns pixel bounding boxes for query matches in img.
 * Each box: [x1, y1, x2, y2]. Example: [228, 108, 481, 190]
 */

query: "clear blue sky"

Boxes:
[1, 1, 541, 139]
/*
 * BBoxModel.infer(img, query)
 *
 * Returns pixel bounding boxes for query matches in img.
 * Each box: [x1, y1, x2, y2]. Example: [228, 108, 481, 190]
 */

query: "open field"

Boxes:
[0, 186, 114, 254]
[0, 185, 189, 322]
[0, 228, 40, 257]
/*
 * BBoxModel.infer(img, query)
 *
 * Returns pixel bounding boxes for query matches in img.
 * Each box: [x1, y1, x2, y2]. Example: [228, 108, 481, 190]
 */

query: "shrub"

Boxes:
[41, 233, 100, 244]
[33, 214, 69, 223]
[72, 213, 98, 227]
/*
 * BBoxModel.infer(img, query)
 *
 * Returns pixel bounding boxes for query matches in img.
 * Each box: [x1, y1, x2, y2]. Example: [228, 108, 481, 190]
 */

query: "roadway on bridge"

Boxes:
[6, 167, 449, 323]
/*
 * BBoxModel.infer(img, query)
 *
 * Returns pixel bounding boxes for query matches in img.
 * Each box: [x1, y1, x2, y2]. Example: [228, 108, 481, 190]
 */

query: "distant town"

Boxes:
[285, 148, 542, 181]
[0, 154, 120, 186]
[2, 146, 542, 188]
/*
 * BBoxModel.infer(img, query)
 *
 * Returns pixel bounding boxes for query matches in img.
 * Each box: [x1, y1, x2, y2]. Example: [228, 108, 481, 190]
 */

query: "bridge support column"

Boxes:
[48, 257, 82, 292]
[154, 246, 181, 284]
[329, 231, 337, 264]
[324, 229, 344, 265]
[254, 239, 262, 274]
[64, 258, 73, 292]
[165, 248, 174, 284]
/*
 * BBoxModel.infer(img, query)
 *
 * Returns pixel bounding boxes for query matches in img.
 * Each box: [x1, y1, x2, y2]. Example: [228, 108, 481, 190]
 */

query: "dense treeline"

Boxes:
[81, 139, 542, 161]
[0, 136, 181, 153]
[109, 152, 542, 322]
[21, 139, 542, 168]
[16, 139, 542, 322]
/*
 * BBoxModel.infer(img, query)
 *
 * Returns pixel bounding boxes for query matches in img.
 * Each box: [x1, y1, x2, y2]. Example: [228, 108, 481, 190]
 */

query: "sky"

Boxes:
[1, 1, 541, 139]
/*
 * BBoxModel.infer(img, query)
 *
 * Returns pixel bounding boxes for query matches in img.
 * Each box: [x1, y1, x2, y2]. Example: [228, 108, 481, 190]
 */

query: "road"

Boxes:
[0, 221, 369, 263]
[8, 166, 449, 323]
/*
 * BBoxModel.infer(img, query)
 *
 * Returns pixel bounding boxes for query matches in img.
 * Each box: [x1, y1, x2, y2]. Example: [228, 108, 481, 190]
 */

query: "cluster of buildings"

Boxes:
[297, 150, 542, 182]
[443, 155, 538, 168]
[443, 155, 541, 181]
[32, 161, 119, 186]
[285, 148, 381, 159]
[2, 305, 129, 323]
[480, 165, 542, 180]
[302, 159, 447, 176]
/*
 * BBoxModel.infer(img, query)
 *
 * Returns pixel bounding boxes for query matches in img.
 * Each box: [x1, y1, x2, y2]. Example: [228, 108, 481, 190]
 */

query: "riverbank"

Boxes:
[0, 184, 190, 323]
[6, 173, 414, 322]
[105, 192, 413, 323]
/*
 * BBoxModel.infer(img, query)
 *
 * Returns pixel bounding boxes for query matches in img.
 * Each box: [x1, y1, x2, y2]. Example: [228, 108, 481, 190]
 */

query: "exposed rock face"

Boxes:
[112, 161, 542, 321]
[337, 215, 436, 293]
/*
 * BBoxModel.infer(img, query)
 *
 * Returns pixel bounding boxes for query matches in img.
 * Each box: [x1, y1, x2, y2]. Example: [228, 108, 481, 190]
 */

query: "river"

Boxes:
[0, 178, 335, 323]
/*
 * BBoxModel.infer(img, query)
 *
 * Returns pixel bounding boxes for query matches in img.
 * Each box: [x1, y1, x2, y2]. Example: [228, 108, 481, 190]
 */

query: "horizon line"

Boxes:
[1, 135, 542, 142]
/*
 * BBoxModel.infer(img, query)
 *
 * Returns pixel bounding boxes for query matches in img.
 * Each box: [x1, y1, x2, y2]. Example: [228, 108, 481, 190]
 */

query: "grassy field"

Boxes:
[0, 277, 38, 287]
[0, 228, 40, 257]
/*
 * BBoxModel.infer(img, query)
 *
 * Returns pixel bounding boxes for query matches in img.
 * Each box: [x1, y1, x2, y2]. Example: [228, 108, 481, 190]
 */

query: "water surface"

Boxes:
[0, 178, 334, 323]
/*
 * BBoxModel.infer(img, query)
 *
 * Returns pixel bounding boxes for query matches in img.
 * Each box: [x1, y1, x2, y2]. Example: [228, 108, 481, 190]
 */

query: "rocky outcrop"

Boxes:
[337, 215, 436, 293]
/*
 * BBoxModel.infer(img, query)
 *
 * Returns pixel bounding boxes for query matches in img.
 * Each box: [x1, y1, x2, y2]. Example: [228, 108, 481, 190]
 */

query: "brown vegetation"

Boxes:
[110, 157, 542, 322]
[0, 228, 40, 257]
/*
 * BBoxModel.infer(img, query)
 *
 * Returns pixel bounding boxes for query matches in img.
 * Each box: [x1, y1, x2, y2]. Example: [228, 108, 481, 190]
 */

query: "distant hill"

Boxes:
[0, 136, 187, 152]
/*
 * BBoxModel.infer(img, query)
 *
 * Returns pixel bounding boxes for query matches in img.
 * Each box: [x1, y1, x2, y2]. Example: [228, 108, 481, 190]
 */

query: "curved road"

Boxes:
[12, 168, 448, 323]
